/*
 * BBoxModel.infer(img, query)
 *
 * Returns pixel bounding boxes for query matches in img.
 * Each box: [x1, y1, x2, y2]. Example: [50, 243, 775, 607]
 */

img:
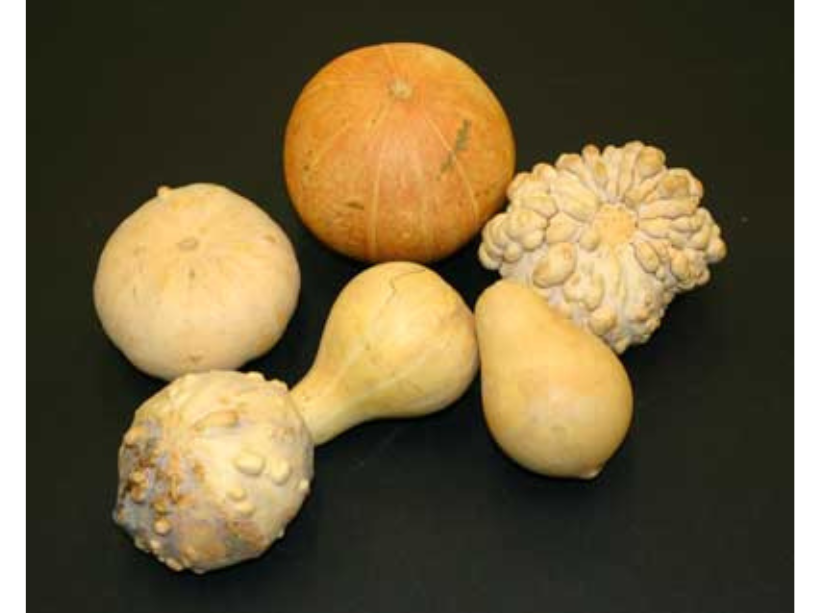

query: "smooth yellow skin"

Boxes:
[291, 262, 479, 444]
[475, 280, 633, 479]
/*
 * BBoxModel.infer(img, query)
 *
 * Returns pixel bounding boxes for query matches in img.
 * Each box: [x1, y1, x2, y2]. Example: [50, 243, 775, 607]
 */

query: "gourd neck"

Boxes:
[289, 372, 358, 445]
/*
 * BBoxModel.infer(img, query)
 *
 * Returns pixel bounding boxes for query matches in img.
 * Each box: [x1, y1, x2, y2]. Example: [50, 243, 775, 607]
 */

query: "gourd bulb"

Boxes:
[113, 371, 313, 573]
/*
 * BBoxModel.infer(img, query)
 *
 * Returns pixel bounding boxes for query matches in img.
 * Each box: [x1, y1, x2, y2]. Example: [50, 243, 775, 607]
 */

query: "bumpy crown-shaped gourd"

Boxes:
[478, 142, 727, 352]
[113, 371, 313, 573]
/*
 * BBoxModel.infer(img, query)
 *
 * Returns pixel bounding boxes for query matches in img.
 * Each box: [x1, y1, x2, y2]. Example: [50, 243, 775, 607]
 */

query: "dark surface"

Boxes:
[28, 2, 793, 612]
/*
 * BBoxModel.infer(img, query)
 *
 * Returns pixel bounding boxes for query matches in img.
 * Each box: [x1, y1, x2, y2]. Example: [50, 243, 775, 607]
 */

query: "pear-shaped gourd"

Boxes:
[475, 280, 633, 479]
[291, 261, 479, 444]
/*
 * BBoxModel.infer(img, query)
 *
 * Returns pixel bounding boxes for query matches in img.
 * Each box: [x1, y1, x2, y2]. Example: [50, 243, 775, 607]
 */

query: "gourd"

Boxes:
[478, 142, 727, 353]
[114, 262, 478, 572]
[291, 261, 479, 444]
[475, 280, 633, 479]
[113, 371, 313, 574]
[94, 183, 300, 380]
[284, 42, 515, 263]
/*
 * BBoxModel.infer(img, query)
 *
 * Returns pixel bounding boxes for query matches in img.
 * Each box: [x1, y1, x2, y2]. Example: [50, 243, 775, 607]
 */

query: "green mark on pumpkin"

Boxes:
[439, 119, 472, 176]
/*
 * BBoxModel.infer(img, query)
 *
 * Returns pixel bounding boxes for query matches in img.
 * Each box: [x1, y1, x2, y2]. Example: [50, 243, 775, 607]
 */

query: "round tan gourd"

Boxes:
[291, 261, 479, 444]
[475, 280, 633, 479]
[94, 183, 300, 380]
[284, 42, 515, 263]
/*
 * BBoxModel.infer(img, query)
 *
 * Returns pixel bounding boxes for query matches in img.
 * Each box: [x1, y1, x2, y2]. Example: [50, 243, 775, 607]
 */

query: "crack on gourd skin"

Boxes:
[439, 119, 472, 175]
[335, 299, 467, 413]
[385, 268, 428, 303]
[290, 264, 476, 445]
[299, 267, 428, 406]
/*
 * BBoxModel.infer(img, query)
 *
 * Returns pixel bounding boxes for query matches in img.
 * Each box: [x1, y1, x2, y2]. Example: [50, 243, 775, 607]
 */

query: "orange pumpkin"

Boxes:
[283, 42, 516, 263]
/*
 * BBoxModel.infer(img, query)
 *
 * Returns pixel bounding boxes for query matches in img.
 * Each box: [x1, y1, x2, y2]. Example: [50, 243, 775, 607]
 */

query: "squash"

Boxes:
[113, 371, 313, 573]
[291, 261, 479, 444]
[478, 141, 727, 353]
[93, 183, 300, 380]
[283, 42, 515, 263]
[475, 280, 633, 479]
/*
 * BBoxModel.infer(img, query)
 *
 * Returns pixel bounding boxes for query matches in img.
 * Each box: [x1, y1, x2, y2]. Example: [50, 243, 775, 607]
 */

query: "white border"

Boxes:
[6, 3, 798, 612]
[0, 0, 25, 609]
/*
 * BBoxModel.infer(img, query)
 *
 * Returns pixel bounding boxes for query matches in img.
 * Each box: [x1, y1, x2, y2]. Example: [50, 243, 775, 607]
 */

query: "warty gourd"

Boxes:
[94, 183, 300, 380]
[476, 280, 633, 479]
[478, 142, 727, 353]
[114, 262, 479, 572]
[113, 371, 313, 574]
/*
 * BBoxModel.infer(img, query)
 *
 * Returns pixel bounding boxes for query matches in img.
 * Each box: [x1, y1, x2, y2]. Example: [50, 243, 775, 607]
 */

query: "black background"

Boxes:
[28, 1, 793, 612]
